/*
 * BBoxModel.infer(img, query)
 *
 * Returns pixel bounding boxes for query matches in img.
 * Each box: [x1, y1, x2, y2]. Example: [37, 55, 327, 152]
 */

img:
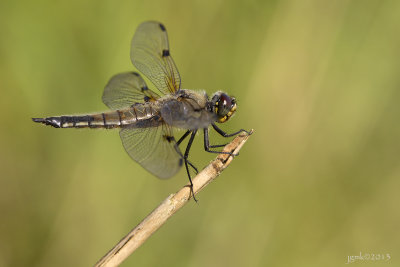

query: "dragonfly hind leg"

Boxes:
[176, 130, 198, 175]
[175, 130, 199, 202]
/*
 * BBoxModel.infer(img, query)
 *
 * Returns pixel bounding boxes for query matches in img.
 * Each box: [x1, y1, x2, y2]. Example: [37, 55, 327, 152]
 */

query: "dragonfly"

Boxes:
[33, 21, 248, 201]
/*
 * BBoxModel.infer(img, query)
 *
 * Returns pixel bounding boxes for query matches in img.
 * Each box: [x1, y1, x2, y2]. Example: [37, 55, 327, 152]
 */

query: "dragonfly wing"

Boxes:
[119, 123, 182, 179]
[102, 72, 160, 110]
[131, 21, 181, 95]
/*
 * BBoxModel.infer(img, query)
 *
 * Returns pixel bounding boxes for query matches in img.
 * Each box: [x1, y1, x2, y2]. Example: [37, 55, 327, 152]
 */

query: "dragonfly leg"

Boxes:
[176, 130, 198, 175]
[177, 130, 191, 145]
[183, 130, 198, 202]
[187, 160, 198, 174]
[204, 128, 237, 156]
[204, 124, 250, 156]
[171, 131, 198, 201]
[211, 123, 250, 137]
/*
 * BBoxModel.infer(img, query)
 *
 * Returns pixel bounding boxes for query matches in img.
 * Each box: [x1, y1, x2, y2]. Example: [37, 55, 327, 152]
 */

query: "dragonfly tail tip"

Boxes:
[32, 118, 45, 123]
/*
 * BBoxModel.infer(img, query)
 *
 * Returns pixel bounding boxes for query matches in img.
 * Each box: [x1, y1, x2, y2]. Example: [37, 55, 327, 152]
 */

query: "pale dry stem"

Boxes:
[95, 129, 253, 267]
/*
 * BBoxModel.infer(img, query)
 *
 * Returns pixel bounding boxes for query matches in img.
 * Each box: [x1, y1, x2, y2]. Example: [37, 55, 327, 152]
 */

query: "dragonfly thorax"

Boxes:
[160, 89, 217, 130]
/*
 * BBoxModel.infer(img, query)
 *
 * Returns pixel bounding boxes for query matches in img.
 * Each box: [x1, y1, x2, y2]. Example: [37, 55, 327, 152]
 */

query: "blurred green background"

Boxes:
[1, 0, 399, 266]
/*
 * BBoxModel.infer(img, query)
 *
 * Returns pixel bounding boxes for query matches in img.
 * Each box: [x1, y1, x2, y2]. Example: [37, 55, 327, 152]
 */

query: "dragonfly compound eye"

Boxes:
[215, 93, 236, 123]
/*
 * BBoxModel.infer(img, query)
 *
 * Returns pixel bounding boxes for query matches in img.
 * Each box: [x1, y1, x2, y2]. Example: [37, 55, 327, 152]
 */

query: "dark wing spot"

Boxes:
[163, 135, 174, 143]
[179, 158, 183, 166]
[132, 72, 140, 76]
[159, 23, 166, 31]
[162, 49, 170, 57]
[152, 115, 162, 122]
[141, 85, 148, 92]
[144, 96, 151, 102]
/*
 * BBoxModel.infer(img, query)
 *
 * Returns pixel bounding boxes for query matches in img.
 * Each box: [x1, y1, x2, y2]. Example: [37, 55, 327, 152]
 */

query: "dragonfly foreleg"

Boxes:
[203, 128, 238, 156]
[211, 123, 250, 137]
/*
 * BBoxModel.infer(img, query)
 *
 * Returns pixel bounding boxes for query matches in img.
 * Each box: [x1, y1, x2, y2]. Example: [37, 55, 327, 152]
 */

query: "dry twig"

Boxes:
[94, 130, 253, 267]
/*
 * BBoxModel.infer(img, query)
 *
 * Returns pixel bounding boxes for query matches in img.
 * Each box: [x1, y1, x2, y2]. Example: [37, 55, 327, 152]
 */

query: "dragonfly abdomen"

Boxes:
[32, 113, 117, 129]
[32, 105, 158, 129]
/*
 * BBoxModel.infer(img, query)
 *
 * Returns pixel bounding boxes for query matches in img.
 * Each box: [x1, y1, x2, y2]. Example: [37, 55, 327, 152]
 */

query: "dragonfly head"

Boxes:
[210, 92, 237, 123]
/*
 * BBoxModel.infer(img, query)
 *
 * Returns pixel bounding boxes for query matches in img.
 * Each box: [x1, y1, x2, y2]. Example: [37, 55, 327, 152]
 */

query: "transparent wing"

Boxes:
[102, 72, 160, 110]
[131, 21, 181, 95]
[120, 123, 182, 179]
